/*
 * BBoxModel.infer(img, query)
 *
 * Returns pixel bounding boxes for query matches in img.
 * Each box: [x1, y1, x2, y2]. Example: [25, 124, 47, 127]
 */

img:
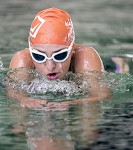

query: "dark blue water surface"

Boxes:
[0, 0, 133, 150]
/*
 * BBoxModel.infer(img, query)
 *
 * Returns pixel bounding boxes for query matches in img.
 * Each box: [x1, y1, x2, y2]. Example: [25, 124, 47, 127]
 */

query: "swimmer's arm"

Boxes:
[9, 48, 34, 69]
[5, 67, 47, 108]
[47, 87, 112, 108]
[9, 48, 34, 82]
[73, 44, 104, 72]
[73, 44, 111, 95]
[46, 72, 112, 108]
[46, 45, 112, 107]
[6, 86, 47, 108]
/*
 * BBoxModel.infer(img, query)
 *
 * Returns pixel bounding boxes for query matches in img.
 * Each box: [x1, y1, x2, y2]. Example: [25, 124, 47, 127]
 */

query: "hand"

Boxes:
[20, 98, 47, 108]
[44, 101, 70, 111]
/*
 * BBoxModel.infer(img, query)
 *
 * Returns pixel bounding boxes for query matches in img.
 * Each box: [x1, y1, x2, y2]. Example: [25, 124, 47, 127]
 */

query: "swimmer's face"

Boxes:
[29, 44, 74, 80]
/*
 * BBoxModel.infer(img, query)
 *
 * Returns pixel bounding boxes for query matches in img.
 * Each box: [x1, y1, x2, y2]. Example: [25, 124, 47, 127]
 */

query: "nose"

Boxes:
[45, 59, 56, 71]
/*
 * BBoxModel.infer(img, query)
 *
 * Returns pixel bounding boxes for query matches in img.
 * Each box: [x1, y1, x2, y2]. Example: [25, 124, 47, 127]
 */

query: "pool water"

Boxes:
[0, 0, 133, 150]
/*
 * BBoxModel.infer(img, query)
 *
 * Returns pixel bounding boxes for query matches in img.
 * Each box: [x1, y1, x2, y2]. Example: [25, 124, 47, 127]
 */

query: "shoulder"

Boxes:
[74, 44, 99, 55]
[72, 44, 104, 73]
[9, 48, 34, 69]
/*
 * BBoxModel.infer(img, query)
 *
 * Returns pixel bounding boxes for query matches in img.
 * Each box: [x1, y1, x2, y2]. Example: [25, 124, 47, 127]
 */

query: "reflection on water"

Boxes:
[26, 103, 101, 150]
[1, 68, 133, 149]
[82, 102, 133, 150]
[0, 0, 133, 149]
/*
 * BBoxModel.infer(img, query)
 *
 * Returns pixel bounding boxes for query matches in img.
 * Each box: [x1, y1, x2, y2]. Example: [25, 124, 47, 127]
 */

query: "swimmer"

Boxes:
[8, 7, 111, 108]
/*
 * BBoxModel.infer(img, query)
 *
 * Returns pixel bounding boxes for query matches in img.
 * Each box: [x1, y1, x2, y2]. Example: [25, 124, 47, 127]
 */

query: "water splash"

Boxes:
[0, 57, 3, 69]
[16, 71, 90, 98]
[2, 68, 133, 99]
[98, 72, 133, 93]
[1, 69, 90, 98]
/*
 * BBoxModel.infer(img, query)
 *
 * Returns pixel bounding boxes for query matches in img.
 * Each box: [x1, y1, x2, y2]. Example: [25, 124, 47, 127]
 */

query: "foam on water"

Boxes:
[1, 69, 90, 99]
[99, 72, 133, 93]
[1, 68, 133, 100]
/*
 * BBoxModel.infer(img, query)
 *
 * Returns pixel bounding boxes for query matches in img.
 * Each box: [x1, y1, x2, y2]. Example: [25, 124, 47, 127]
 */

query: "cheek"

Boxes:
[33, 62, 40, 69]
[59, 57, 72, 72]
[33, 62, 46, 73]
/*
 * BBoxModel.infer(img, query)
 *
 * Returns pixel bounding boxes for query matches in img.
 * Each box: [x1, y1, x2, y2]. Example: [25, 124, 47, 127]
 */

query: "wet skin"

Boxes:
[8, 43, 111, 109]
[9, 43, 104, 78]
[30, 44, 74, 80]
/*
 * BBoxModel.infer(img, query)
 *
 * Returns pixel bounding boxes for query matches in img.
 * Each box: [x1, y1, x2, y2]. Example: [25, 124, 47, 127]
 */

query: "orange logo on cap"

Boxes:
[30, 15, 45, 38]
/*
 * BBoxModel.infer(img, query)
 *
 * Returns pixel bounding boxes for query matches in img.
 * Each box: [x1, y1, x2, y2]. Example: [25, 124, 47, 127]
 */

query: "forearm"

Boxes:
[6, 86, 47, 108]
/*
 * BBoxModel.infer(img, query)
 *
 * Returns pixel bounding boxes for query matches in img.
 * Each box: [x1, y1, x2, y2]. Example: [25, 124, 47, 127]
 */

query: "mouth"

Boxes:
[47, 72, 59, 80]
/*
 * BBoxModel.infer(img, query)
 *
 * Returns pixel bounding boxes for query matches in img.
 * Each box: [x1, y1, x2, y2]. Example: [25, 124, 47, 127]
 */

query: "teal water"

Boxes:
[0, 0, 133, 150]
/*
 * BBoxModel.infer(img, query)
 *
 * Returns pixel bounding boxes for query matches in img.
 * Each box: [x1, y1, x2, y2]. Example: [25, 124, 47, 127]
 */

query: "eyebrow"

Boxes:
[36, 48, 67, 54]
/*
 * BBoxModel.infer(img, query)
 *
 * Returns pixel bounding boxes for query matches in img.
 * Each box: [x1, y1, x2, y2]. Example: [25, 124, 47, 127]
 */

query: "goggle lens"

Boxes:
[32, 53, 45, 61]
[54, 51, 68, 61]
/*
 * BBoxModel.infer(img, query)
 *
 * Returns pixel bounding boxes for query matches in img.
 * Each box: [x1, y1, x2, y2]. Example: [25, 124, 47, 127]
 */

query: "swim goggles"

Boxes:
[29, 38, 74, 63]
